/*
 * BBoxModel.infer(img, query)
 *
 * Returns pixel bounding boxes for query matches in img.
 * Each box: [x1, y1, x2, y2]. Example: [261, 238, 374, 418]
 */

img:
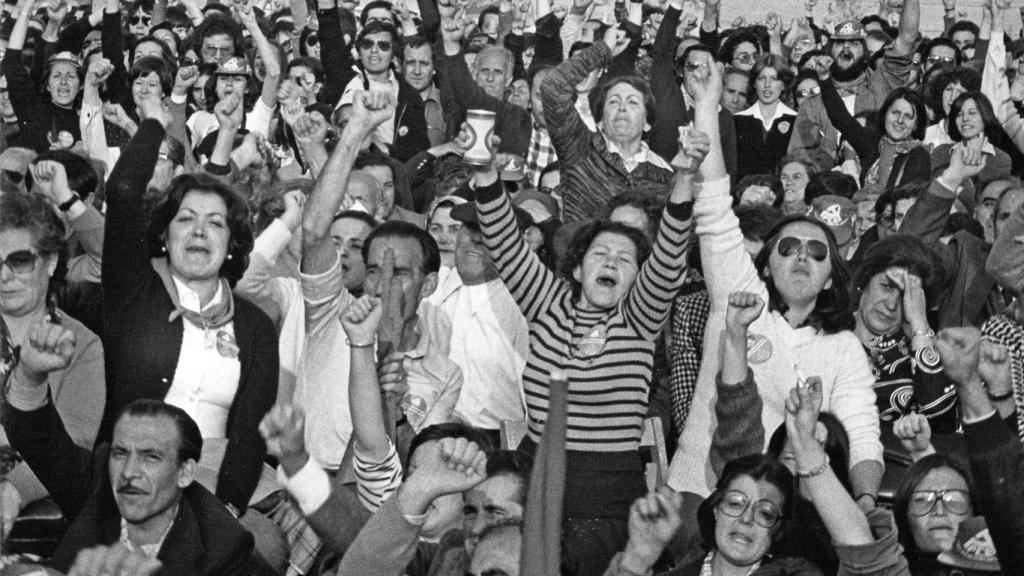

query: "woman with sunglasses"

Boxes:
[810, 56, 931, 196]
[790, 70, 821, 111]
[0, 191, 105, 537]
[670, 156, 882, 508]
[734, 54, 797, 180]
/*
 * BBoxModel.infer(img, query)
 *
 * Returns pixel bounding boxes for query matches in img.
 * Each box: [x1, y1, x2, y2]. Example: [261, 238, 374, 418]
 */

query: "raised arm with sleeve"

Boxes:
[559, 0, 591, 60]
[981, 6, 1024, 154]
[102, 0, 129, 107]
[317, 2, 358, 108]
[818, 77, 879, 170]
[699, 0, 720, 49]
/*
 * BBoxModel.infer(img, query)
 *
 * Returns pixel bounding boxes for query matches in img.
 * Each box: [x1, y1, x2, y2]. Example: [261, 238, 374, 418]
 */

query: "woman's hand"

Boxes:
[258, 403, 308, 474]
[30, 160, 73, 205]
[725, 291, 765, 339]
[172, 64, 199, 97]
[213, 91, 244, 132]
[886, 269, 929, 338]
[602, 24, 630, 58]
[137, 93, 171, 128]
[85, 58, 114, 87]
[16, 319, 76, 386]
[279, 189, 305, 232]
[784, 376, 825, 464]
[672, 125, 710, 174]
[620, 487, 684, 573]
[341, 295, 383, 347]
[893, 412, 934, 460]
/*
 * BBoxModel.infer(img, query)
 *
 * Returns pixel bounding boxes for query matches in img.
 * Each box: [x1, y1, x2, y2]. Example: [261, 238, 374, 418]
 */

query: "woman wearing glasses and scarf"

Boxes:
[0, 191, 105, 537]
[669, 61, 882, 513]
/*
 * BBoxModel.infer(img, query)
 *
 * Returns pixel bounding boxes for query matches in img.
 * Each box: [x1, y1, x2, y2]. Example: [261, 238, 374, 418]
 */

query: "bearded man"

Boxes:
[786, 0, 920, 170]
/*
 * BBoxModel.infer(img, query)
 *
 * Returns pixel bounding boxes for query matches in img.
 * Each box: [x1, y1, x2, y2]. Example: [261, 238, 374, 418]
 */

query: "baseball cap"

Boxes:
[214, 56, 251, 76]
[832, 20, 866, 42]
[512, 188, 559, 225]
[500, 155, 525, 182]
[809, 194, 856, 245]
[937, 517, 1001, 573]
[450, 201, 533, 232]
[48, 51, 82, 70]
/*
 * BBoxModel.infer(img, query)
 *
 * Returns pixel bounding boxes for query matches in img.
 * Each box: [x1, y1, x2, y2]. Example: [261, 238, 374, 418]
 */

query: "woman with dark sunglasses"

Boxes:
[0, 190, 105, 539]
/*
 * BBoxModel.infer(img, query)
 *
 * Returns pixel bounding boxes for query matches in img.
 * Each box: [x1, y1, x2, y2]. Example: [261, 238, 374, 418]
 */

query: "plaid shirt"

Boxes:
[981, 313, 1024, 442]
[668, 281, 710, 433]
[526, 123, 558, 187]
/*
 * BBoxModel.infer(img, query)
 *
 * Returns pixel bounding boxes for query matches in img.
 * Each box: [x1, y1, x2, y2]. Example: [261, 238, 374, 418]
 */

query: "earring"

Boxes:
[161, 245, 168, 254]
[226, 254, 233, 260]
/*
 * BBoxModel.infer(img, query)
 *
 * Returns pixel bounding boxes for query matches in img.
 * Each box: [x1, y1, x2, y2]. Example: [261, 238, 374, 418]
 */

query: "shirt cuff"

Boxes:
[170, 92, 188, 105]
[254, 218, 293, 259]
[66, 199, 87, 220]
[278, 458, 332, 516]
[962, 409, 998, 426]
[402, 510, 429, 526]
[7, 377, 49, 412]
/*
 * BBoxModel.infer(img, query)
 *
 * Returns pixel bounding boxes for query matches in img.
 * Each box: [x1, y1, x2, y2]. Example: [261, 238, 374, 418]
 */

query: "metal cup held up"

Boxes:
[463, 109, 497, 166]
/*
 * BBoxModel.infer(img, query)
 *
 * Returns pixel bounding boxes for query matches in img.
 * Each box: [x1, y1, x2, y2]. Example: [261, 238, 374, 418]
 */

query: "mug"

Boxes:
[463, 109, 497, 166]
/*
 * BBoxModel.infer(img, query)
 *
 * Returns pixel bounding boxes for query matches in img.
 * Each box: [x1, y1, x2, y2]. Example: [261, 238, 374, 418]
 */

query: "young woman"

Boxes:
[734, 54, 797, 179]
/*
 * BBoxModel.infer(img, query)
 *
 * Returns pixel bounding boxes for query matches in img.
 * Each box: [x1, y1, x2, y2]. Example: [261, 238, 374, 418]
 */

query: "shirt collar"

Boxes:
[120, 504, 178, 559]
[603, 136, 672, 172]
[736, 102, 797, 129]
[172, 276, 224, 314]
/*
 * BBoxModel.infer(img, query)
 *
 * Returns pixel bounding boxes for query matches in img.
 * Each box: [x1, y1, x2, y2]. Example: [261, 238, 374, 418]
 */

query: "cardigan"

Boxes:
[2, 48, 81, 152]
[734, 104, 798, 180]
[541, 42, 674, 223]
[101, 119, 279, 512]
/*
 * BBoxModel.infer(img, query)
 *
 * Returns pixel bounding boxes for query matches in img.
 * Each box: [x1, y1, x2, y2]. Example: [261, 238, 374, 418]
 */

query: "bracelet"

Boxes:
[796, 456, 830, 478]
[912, 328, 935, 339]
[855, 493, 877, 506]
[346, 338, 375, 348]
[987, 389, 1014, 402]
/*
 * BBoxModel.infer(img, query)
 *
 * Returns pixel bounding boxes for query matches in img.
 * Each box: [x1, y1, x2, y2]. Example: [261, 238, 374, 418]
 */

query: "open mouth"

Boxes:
[595, 274, 617, 288]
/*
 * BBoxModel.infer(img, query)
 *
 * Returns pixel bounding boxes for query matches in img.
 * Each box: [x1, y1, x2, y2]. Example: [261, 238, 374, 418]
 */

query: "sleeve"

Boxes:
[353, 441, 403, 513]
[982, 33, 1024, 154]
[245, 97, 275, 138]
[650, 6, 684, 157]
[64, 201, 105, 283]
[910, 345, 959, 431]
[695, 177, 768, 307]
[829, 335, 884, 468]
[898, 178, 958, 249]
[476, 178, 567, 322]
[318, 6, 356, 107]
[709, 369, 765, 477]
[234, 218, 294, 325]
[415, 361, 462, 432]
[80, 101, 111, 170]
[102, 11, 128, 106]
[559, 9, 585, 60]
[622, 199, 694, 340]
[819, 78, 877, 166]
[3, 48, 49, 151]
[102, 119, 165, 312]
[336, 496, 430, 576]
[668, 290, 709, 432]
[278, 458, 333, 516]
[964, 412, 1024, 568]
[300, 250, 352, 337]
[540, 42, 610, 166]
[875, 47, 914, 92]
[50, 328, 105, 450]
[834, 509, 912, 576]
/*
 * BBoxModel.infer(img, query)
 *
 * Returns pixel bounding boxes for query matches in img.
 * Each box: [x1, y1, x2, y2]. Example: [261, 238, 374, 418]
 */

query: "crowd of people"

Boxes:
[0, 0, 1019, 572]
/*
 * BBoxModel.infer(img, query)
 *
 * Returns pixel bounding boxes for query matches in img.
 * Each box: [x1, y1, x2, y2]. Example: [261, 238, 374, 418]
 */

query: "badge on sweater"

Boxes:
[778, 121, 791, 135]
[216, 330, 240, 359]
[746, 333, 772, 364]
[572, 326, 607, 358]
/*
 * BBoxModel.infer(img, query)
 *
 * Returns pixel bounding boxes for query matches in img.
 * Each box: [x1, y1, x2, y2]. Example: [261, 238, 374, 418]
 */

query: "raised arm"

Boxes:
[981, 0, 1024, 155]
[102, 0, 129, 106]
[317, 1, 357, 107]
[302, 93, 393, 275]
[234, 192, 304, 325]
[236, 4, 281, 110]
[891, 0, 919, 56]
[901, 145, 985, 247]
[814, 61, 878, 165]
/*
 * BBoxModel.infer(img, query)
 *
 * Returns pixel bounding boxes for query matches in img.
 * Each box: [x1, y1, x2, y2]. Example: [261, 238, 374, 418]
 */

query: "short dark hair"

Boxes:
[804, 171, 858, 204]
[146, 174, 254, 286]
[747, 54, 794, 105]
[767, 411, 851, 494]
[753, 215, 855, 334]
[606, 192, 664, 239]
[332, 209, 380, 230]
[115, 399, 203, 464]
[697, 454, 795, 551]
[406, 422, 495, 472]
[591, 75, 657, 129]
[559, 220, 652, 300]
[287, 56, 324, 83]
[360, 0, 395, 26]
[736, 204, 783, 243]
[129, 54, 175, 96]
[893, 454, 977, 556]
[130, 35, 177, 71]
[35, 149, 99, 198]
[357, 17, 400, 54]
[948, 20, 980, 41]
[354, 148, 394, 176]
[486, 450, 533, 504]
[923, 36, 962, 67]
[193, 12, 244, 58]
[719, 29, 765, 66]
[854, 234, 949, 313]
[362, 220, 441, 275]
[947, 91, 1001, 143]
[875, 87, 929, 141]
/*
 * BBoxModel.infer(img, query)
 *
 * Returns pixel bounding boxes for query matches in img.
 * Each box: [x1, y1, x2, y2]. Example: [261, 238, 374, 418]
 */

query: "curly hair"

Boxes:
[145, 173, 254, 287]
[853, 234, 950, 313]
[559, 220, 652, 301]
[0, 192, 68, 305]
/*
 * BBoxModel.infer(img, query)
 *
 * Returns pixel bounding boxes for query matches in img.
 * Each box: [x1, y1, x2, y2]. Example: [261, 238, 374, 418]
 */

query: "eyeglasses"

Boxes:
[776, 236, 829, 262]
[908, 489, 970, 517]
[718, 490, 782, 528]
[181, 57, 199, 67]
[202, 45, 234, 57]
[733, 52, 756, 65]
[0, 249, 40, 275]
[678, 61, 710, 74]
[130, 15, 151, 25]
[796, 86, 821, 98]
[926, 55, 955, 66]
[358, 39, 393, 52]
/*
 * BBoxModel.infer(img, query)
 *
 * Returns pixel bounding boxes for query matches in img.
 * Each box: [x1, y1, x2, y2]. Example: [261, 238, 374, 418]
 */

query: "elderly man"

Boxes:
[435, 0, 530, 157]
[786, 0, 920, 170]
[1, 322, 255, 575]
[542, 25, 674, 222]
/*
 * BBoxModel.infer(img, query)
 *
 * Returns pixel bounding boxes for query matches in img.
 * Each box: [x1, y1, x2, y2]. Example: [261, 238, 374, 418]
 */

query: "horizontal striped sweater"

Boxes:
[476, 179, 698, 452]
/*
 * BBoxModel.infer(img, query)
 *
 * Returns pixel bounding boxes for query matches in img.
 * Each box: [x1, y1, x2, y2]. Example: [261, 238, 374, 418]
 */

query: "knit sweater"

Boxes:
[667, 182, 882, 497]
[475, 178, 695, 452]
[540, 42, 674, 223]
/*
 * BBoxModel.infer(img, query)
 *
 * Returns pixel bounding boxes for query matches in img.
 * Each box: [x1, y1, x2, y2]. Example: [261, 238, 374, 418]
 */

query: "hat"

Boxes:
[426, 194, 469, 221]
[499, 155, 525, 181]
[512, 188, 559, 225]
[832, 20, 866, 41]
[450, 201, 533, 232]
[937, 517, 1002, 573]
[809, 194, 856, 246]
[214, 57, 251, 76]
[47, 51, 82, 70]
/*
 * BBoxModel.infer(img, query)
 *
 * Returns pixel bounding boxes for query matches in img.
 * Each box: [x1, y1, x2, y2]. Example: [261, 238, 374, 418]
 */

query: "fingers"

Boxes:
[727, 291, 763, 308]
[980, 339, 1008, 364]
[28, 322, 75, 357]
[438, 437, 487, 476]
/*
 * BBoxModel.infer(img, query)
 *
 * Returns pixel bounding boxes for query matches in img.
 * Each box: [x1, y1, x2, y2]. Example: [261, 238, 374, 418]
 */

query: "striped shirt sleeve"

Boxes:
[353, 441, 403, 513]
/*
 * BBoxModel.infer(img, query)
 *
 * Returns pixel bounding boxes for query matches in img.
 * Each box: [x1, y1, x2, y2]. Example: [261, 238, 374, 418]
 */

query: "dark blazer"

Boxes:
[964, 413, 1024, 570]
[734, 109, 798, 180]
[102, 119, 279, 511]
[2, 400, 255, 576]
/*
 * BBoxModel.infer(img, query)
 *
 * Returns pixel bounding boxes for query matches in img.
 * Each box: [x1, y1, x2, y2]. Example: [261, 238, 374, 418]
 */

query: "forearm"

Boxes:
[796, 441, 874, 546]
[694, 103, 726, 182]
[849, 460, 883, 501]
[893, 0, 919, 54]
[209, 126, 238, 169]
[302, 128, 365, 274]
[720, 331, 749, 385]
[349, 347, 391, 461]
[250, 25, 282, 107]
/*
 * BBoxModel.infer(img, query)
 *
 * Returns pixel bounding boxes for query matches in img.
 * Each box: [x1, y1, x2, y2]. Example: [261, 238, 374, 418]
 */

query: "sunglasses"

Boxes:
[130, 15, 151, 25]
[0, 249, 40, 275]
[718, 490, 782, 528]
[926, 55, 955, 66]
[776, 236, 829, 262]
[2, 169, 24, 184]
[358, 38, 392, 52]
[306, 34, 318, 46]
[908, 489, 970, 517]
[733, 52, 756, 65]
[796, 86, 821, 98]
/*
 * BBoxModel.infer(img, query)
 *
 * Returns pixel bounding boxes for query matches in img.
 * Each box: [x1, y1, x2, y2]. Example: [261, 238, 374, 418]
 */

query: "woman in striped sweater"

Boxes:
[469, 64, 724, 573]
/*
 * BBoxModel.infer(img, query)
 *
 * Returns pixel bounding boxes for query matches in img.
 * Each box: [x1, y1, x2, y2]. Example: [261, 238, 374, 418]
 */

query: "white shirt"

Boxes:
[424, 268, 529, 429]
[735, 101, 797, 131]
[604, 136, 673, 173]
[163, 279, 240, 439]
[338, 69, 401, 148]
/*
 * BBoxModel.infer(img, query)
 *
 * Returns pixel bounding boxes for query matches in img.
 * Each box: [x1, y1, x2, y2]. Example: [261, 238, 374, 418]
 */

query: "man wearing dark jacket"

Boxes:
[2, 326, 256, 576]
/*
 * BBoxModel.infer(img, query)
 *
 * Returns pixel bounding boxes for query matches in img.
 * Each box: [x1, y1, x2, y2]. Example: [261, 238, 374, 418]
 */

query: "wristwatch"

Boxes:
[58, 192, 81, 212]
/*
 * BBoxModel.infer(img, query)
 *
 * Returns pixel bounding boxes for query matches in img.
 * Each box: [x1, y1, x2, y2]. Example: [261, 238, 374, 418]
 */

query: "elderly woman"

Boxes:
[853, 236, 959, 432]
[815, 57, 931, 195]
[540, 26, 673, 223]
[734, 55, 797, 179]
[0, 191, 105, 534]
[102, 107, 278, 516]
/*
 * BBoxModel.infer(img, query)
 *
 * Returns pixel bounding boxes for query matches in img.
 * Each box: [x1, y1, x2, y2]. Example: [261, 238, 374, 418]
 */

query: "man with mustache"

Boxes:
[787, 0, 921, 170]
[1, 320, 257, 575]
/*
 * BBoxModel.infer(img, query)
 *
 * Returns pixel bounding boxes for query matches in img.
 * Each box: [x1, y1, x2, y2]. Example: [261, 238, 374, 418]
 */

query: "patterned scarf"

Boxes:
[863, 136, 923, 196]
[151, 258, 235, 330]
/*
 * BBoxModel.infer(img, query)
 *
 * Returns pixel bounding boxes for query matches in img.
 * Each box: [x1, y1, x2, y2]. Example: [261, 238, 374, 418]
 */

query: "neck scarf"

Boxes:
[151, 258, 234, 330]
[864, 136, 922, 195]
